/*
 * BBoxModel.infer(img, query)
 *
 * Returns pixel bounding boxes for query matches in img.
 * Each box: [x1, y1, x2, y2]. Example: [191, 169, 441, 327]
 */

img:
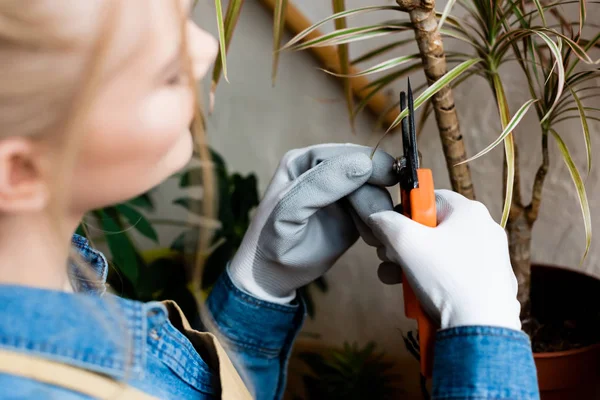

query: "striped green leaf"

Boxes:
[322, 54, 421, 78]
[494, 77, 515, 229]
[354, 64, 422, 117]
[332, 0, 354, 130]
[214, 0, 228, 83]
[385, 58, 482, 132]
[283, 5, 402, 50]
[437, 0, 458, 30]
[579, 0, 587, 35]
[211, 0, 244, 111]
[532, 0, 547, 26]
[569, 87, 592, 175]
[350, 39, 414, 65]
[370, 59, 481, 158]
[534, 32, 564, 123]
[457, 99, 537, 166]
[271, 0, 288, 86]
[550, 129, 592, 265]
[287, 24, 409, 51]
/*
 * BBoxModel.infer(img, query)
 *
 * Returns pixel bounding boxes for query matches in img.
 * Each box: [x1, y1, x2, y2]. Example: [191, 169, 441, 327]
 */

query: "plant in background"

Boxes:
[282, 0, 600, 341]
[77, 149, 261, 324]
[295, 341, 402, 400]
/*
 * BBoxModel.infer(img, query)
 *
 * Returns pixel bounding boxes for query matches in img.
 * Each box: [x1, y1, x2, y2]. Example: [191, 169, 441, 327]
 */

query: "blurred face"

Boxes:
[72, 0, 217, 211]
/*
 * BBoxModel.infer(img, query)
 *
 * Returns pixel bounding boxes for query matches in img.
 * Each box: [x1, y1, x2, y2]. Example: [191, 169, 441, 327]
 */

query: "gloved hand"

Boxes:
[228, 143, 397, 304]
[365, 189, 522, 331]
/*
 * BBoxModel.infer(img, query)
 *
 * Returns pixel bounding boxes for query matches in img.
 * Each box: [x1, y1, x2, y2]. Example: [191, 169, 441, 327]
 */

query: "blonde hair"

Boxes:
[0, 0, 215, 395]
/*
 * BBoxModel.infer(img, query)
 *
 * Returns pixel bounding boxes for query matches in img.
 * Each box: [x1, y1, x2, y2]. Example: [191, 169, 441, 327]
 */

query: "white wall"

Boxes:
[185, 1, 600, 397]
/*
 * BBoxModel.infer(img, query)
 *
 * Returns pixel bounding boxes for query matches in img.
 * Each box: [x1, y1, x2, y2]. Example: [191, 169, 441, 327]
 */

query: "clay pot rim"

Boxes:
[532, 262, 600, 281]
[531, 263, 600, 357]
[534, 341, 600, 357]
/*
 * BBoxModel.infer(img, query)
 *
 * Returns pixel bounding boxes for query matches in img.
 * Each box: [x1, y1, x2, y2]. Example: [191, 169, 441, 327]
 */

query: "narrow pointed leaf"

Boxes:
[210, 0, 244, 112]
[322, 54, 421, 78]
[214, 0, 228, 83]
[534, 32, 564, 123]
[493, 78, 515, 229]
[579, 0, 587, 35]
[532, 0, 547, 26]
[456, 99, 537, 165]
[501, 133, 515, 228]
[437, 0, 459, 30]
[354, 64, 421, 117]
[271, 0, 288, 86]
[283, 5, 402, 50]
[385, 58, 482, 133]
[288, 25, 409, 51]
[371, 59, 481, 157]
[350, 39, 413, 65]
[417, 99, 433, 137]
[332, 0, 354, 130]
[569, 87, 592, 174]
[550, 129, 592, 265]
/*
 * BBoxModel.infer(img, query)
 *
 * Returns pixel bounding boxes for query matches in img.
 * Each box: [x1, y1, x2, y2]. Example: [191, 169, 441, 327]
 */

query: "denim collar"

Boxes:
[70, 234, 109, 295]
[0, 234, 166, 380]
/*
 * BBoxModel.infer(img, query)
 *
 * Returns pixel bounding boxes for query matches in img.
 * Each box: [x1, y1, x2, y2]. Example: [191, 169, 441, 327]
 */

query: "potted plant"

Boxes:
[280, 0, 600, 397]
[284, 340, 403, 400]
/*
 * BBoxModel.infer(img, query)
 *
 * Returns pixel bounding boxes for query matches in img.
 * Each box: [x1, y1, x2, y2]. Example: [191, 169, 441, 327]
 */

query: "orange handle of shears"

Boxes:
[400, 168, 437, 378]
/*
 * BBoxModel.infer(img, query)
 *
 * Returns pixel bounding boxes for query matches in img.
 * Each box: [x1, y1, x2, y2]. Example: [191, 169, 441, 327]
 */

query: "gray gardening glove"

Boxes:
[228, 143, 397, 304]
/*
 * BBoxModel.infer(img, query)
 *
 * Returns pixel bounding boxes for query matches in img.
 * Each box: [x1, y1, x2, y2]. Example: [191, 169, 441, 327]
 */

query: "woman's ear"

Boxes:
[0, 138, 48, 213]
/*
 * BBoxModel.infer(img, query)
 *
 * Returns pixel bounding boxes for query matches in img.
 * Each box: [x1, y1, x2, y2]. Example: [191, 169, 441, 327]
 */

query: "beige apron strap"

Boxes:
[0, 348, 159, 400]
[162, 300, 253, 400]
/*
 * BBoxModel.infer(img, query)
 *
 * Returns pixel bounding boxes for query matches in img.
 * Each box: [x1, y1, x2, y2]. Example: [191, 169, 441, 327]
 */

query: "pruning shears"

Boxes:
[393, 78, 438, 378]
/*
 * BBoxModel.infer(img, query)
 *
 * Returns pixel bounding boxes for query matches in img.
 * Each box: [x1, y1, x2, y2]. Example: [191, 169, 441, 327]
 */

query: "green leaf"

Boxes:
[550, 129, 592, 265]
[283, 5, 402, 50]
[456, 99, 538, 165]
[579, 0, 587, 35]
[493, 77, 516, 229]
[569, 87, 592, 175]
[322, 54, 421, 78]
[437, 0, 458, 30]
[531, 0, 547, 26]
[285, 24, 409, 51]
[116, 203, 159, 243]
[271, 0, 288, 86]
[533, 32, 565, 123]
[382, 58, 482, 133]
[97, 210, 139, 284]
[350, 39, 414, 65]
[214, 0, 228, 83]
[173, 197, 203, 216]
[332, 0, 354, 131]
[127, 193, 154, 211]
[210, 0, 244, 111]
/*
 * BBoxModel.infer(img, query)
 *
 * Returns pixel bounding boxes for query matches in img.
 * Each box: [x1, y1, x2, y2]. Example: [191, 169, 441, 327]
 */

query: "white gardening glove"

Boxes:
[228, 143, 396, 304]
[365, 189, 522, 331]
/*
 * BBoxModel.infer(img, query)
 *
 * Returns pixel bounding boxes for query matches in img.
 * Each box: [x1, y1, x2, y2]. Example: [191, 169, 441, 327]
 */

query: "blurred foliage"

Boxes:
[295, 341, 402, 400]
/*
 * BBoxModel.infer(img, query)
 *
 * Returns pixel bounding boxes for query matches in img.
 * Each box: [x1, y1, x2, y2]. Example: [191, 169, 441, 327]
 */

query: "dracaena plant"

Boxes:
[205, 0, 289, 112]
[280, 0, 599, 326]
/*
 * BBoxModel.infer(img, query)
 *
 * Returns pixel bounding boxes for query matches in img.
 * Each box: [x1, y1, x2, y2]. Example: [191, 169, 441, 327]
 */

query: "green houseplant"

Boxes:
[276, 0, 600, 397]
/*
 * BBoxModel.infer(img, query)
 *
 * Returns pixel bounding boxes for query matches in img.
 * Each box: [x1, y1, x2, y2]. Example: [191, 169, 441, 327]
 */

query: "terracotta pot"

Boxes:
[531, 264, 600, 399]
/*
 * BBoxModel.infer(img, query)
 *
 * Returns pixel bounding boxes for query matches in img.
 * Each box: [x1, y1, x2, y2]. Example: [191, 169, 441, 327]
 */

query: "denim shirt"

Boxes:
[0, 235, 540, 399]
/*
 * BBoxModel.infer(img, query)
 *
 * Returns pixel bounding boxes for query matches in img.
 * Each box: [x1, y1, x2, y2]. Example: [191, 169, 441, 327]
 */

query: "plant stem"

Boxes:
[396, 0, 475, 199]
[526, 131, 549, 223]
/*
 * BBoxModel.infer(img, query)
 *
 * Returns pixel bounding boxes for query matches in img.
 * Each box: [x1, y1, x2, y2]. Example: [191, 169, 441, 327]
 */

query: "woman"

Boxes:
[0, 0, 539, 399]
